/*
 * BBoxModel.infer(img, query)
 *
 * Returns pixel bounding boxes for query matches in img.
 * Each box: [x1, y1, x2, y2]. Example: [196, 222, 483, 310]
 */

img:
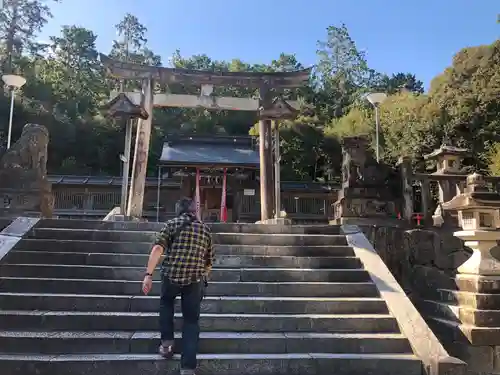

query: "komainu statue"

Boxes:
[0, 124, 53, 218]
[333, 135, 401, 223]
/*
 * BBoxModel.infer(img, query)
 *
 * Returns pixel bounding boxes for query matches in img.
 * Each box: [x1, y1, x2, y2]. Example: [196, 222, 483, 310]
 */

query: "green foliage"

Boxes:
[0, 0, 59, 72]
[487, 143, 500, 176]
[428, 40, 500, 170]
[0, 3, 497, 180]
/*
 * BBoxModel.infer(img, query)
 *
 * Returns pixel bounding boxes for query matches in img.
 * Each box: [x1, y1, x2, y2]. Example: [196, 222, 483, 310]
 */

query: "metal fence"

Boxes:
[53, 190, 121, 211]
[240, 194, 335, 218]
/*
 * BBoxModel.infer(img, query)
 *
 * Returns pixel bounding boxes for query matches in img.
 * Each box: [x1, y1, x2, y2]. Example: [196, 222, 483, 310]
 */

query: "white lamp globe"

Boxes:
[365, 92, 387, 106]
[2, 74, 26, 89]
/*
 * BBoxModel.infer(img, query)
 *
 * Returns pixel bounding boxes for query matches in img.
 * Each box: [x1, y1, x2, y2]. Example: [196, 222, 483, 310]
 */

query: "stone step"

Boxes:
[0, 331, 412, 355]
[0, 264, 370, 282]
[216, 233, 348, 246]
[38, 219, 343, 235]
[0, 353, 422, 375]
[16, 239, 355, 256]
[0, 293, 389, 314]
[30, 228, 349, 246]
[0, 278, 379, 297]
[5, 251, 362, 269]
[438, 288, 500, 310]
[0, 311, 400, 333]
[414, 299, 459, 324]
[419, 298, 500, 328]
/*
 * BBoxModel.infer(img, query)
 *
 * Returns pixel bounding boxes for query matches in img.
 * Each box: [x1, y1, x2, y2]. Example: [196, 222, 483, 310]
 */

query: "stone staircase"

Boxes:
[0, 220, 426, 374]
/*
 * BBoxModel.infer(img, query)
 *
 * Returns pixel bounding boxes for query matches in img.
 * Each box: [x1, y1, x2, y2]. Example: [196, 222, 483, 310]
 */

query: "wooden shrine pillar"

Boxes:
[180, 173, 193, 198]
[229, 174, 241, 222]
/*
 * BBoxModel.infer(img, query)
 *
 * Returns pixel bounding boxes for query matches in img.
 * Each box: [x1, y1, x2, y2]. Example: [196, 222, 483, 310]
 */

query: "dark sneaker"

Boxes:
[158, 343, 174, 359]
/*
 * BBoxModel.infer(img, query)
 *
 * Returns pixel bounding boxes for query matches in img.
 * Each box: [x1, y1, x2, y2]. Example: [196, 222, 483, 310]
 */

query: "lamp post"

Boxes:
[365, 92, 387, 162]
[2, 74, 26, 149]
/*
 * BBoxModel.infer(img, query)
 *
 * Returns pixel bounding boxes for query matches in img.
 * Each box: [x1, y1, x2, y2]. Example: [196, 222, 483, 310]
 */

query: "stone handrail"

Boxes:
[103, 207, 122, 221]
[0, 217, 40, 263]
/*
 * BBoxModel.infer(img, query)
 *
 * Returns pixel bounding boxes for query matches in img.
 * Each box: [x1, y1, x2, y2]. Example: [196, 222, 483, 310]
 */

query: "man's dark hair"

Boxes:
[175, 197, 195, 216]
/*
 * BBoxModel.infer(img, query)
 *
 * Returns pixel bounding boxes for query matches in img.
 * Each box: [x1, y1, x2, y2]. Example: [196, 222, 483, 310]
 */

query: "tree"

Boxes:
[325, 92, 446, 167]
[429, 39, 500, 170]
[45, 25, 106, 118]
[316, 24, 380, 88]
[110, 13, 160, 66]
[313, 24, 382, 121]
[0, 0, 59, 72]
[379, 73, 424, 94]
[249, 116, 341, 181]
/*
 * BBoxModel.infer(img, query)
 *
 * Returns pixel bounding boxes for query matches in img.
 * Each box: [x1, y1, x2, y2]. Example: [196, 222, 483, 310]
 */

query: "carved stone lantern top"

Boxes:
[424, 144, 469, 175]
[442, 172, 500, 230]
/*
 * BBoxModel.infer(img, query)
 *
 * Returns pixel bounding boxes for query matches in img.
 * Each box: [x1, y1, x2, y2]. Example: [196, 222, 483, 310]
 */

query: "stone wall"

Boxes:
[360, 225, 471, 298]
[360, 225, 500, 374]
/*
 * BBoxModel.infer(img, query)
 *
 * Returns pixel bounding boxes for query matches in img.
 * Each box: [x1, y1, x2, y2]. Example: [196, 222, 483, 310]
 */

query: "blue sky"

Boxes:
[39, 0, 498, 89]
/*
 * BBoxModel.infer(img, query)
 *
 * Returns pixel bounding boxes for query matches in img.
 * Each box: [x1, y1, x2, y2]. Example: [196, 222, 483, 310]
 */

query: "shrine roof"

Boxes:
[47, 175, 180, 187]
[159, 134, 260, 167]
[424, 144, 469, 159]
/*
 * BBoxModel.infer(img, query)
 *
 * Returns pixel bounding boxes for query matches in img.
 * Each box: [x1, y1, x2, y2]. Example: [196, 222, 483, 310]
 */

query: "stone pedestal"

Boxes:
[454, 230, 500, 276]
[0, 124, 53, 218]
[256, 217, 293, 225]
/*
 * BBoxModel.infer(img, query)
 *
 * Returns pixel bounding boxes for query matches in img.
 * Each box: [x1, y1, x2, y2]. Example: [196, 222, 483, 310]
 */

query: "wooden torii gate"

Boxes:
[100, 54, 311, 221]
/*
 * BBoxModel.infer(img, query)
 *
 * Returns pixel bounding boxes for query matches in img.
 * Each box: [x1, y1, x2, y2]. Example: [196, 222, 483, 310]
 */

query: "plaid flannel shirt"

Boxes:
[154, 213, 214, 286]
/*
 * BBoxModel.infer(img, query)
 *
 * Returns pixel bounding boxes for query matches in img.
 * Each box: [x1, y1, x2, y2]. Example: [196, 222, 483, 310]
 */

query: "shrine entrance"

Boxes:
[200, 175, 230, 222]
[157, 134, 259, 223]
[101, 53, 310, 221]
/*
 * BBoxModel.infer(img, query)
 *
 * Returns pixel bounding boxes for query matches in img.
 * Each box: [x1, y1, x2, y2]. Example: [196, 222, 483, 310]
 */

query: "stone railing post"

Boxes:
[420, 179, 432, 225]
[397, 156, 413, 223]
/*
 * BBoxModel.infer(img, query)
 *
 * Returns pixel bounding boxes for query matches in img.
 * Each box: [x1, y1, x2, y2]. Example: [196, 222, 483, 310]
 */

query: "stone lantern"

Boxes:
[424, 144, 468, 175]
[441, 173, 500, 275]
[425, 144, 469, 227]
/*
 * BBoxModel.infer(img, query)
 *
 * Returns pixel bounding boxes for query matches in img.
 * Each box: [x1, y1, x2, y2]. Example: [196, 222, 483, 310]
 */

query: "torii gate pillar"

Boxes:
[127, 78, 154, 218]
[258, 97, 299, 222]
[258, 119, 273, 221]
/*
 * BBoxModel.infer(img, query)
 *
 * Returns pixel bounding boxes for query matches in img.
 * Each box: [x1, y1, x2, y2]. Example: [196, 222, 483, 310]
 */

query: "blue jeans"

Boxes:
[160, 275, 205, 370]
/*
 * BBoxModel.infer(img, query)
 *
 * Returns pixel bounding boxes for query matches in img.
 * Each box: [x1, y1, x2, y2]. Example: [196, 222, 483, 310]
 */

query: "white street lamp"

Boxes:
[2, 74, 26, 149]
[365, 92, 387, 162]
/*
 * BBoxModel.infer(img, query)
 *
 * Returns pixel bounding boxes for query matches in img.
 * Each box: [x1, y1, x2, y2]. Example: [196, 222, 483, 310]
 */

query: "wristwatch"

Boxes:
[145, 272, 153, 277]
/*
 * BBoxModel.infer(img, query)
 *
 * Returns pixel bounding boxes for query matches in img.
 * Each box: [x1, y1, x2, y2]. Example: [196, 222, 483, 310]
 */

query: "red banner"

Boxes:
[195, 168, 201, 220]
[220, 168, 227, 222]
